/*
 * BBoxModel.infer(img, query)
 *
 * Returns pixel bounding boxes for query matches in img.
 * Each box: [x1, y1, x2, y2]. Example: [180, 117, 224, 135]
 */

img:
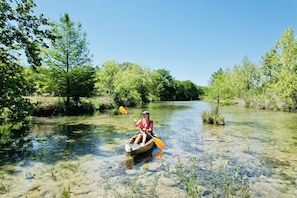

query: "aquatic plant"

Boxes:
[0, 173, 9, 194]
[201, 109, 225, 125]
[0, 182, 7, 194]
[174, 157, 251, 197]
[61, 185, 70, 198]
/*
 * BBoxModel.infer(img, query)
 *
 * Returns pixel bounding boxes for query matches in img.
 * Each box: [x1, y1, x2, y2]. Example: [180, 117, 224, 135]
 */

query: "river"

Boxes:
[0, 101, 296, 197]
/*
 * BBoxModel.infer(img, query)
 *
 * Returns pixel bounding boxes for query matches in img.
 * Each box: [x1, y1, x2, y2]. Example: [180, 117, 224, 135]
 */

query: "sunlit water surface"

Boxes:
[0, 101, 296, 197]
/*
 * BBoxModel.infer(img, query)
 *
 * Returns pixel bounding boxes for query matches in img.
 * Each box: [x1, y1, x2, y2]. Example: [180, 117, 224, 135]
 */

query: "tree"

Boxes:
[43, 13, 94, 104]
[24, 67, 50, 95]
[154, 69, 176, 101]
[113, 63, 145, 106]
[229, 57, 258, 98]
[259, 28, 297, 110]
[96, 61, 154, 106]
[204, 68, 233, 106]
[96, 60, 120, 99]
[175, 80, 201, 101]
[272, 28, 297, 109]
[259, 48, 280, 88]
[0, 0, 55, 143]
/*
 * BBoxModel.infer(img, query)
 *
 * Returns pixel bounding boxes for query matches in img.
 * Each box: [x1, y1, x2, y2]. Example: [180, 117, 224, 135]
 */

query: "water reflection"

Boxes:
[0, 123, 127, 167]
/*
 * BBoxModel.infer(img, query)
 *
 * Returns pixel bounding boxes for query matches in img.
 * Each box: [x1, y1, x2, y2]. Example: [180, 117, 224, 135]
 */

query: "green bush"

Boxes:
[201, 109, 225, 125]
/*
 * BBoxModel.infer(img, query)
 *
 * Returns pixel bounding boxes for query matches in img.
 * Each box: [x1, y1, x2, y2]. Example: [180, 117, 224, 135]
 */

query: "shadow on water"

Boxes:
[0, 123, 129, 167]
[124, 150, 154, 170]
[122, 149, 166, 170]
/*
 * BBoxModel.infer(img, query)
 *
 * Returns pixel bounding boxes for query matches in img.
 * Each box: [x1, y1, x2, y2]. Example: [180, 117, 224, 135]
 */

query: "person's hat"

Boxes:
[141, 111, 150, 115]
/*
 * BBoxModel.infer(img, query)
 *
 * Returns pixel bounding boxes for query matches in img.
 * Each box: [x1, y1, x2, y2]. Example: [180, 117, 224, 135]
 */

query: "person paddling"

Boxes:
[134, 111, 154, 146]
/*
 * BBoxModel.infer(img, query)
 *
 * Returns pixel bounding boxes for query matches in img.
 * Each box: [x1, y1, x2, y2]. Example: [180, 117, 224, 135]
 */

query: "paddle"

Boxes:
[119, 106, 166, 150]
[119, 106, 135, 121]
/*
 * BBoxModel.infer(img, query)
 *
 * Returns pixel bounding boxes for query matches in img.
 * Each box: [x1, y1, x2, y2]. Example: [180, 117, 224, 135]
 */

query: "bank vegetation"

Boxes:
[1, 0, 297, 143]
[204, 28, 297, 113]
[0, 1, 203, 144]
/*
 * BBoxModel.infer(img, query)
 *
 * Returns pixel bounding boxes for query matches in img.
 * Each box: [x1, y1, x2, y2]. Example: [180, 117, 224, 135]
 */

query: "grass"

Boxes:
[61, 186, 71, 198]
[0, 173, 9, 194]
[174, 157, 251, 198]
[26, 96, 112, 106]
[201, 108, 225, 125]
[26, 96, 62, 105]
[26, 96, 115, 116]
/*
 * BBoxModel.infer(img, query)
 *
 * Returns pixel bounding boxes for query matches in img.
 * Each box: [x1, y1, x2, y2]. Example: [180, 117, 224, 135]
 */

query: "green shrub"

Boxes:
[201, 109, 225, 125]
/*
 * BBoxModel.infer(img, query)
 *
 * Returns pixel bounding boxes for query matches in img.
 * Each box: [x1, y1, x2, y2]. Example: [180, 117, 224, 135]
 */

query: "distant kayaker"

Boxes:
[133, 111, 154, 146]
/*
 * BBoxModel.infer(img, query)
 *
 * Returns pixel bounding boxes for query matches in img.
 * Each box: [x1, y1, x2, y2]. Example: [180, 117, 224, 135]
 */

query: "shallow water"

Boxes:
[0, 101, 297, 197]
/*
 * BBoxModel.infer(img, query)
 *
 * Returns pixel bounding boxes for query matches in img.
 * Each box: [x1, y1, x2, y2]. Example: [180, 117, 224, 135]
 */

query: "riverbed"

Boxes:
[0, 101, 296, 197]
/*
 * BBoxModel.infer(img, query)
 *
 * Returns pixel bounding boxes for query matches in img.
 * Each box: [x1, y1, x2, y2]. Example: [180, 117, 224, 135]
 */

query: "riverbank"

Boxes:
[28, 96, 115, 117]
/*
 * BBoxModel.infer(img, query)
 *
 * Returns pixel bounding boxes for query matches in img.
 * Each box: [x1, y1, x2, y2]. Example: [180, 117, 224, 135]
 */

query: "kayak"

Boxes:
[125, 134, 156, 155]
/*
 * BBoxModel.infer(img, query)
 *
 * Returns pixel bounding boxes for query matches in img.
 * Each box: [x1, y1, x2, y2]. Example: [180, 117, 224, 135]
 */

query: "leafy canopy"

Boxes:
[43, 13, 94, 102]
[0, 0, 55, 143]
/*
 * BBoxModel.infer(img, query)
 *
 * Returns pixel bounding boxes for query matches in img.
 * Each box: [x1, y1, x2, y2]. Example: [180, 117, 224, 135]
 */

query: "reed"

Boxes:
[28, 96, 114, 117]
[174, 157, 251, 197]
[201, 109, 225, 125]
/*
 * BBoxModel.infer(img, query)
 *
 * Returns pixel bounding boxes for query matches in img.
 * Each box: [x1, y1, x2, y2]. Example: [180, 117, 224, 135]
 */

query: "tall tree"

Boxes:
[113, 63, 144, 106]
[96, 60, 120, 99]
[206, 68, 224, 100]
[0, 0, 55, 143]
[259, 28, 297, 110]
[273, 28, 297, 109]
[96, 60, 170, 106]
[175, 80, 201, 101]
[96, 61, 154, 106]
[259, 48, 280, 87]
[44, 13, 94, 104]
[229, 56, 257, 98]
[204, 68, 233, 105]
[154, 69, 176, 101]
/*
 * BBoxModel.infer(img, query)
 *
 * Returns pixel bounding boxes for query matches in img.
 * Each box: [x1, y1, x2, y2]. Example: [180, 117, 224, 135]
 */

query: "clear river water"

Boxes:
[0, 101, 296, 197]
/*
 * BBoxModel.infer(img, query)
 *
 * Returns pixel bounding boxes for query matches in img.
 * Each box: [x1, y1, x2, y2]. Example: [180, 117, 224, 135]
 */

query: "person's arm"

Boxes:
[134, 119, 140, 127]
[134, 119, 143, 128]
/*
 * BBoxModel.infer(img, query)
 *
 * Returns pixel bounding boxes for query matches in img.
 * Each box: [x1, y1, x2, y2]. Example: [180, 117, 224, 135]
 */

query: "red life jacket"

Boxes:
[139, 119, 153, 130]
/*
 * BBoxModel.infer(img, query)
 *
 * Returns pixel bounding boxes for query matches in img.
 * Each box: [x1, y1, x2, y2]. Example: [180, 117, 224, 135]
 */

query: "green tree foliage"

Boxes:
[205, 28, 297, 112]
[96, 62, 202, 106]
[229, 57, 258, 98]
[0, 0, 55, 67]
[43, 13, 95, 103]
[154, 69, 176, 101]
[259, 49, 280, 87]
[0, 63, 33, 142]
[205, 57, 257, 106]
[96, 60, 119, 98]
[96, 61, 153, 106]
[0, 0, 55, 143]
[24, 67, 49, 95]
[114, 63, 149, 106]
[175, 80, 202, 101]
[260, 28, 297, 110]
[204, 68, 232, 105]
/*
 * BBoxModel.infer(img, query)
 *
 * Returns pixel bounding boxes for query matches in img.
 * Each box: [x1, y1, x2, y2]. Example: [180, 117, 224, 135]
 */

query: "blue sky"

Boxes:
[34, 0, 297, 86]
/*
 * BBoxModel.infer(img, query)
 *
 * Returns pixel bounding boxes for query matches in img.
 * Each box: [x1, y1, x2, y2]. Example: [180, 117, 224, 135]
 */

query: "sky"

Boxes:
[33, 0, 297, 86]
